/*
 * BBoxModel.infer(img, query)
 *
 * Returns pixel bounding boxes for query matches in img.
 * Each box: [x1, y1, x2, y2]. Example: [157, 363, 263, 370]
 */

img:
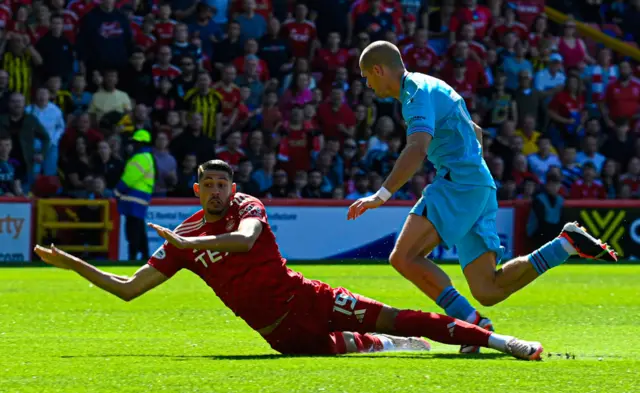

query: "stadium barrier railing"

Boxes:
[2, 197, 640, 263]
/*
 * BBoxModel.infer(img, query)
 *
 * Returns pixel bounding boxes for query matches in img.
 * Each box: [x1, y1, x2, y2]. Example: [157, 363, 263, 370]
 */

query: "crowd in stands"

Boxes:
[0, 0, 639, 202]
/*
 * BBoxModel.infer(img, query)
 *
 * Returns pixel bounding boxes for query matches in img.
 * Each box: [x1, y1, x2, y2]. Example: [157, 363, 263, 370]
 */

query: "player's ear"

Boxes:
[193, 182, 200, 196]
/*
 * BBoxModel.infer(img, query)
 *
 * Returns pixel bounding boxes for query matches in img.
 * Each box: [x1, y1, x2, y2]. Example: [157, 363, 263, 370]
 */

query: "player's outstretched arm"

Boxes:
[34, 245, 169, 301]
[149, 219, 263, 253]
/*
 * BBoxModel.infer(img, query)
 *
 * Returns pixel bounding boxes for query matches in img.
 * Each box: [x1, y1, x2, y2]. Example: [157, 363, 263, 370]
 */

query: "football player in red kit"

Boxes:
[34, 160, 543, 360]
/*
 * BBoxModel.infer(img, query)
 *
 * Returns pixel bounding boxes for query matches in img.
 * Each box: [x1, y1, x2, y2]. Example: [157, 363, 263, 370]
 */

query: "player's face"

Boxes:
[361, 66, 390, 98]
[195, 170, 236, 216]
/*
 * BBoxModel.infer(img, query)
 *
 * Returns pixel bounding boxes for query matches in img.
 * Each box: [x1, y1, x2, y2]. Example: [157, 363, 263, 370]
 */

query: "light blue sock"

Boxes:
[528, 238, 572, 275]
[436, 286, 477, 322]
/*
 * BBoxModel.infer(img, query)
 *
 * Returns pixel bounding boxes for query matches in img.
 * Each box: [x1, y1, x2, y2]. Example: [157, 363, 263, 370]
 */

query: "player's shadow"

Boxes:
[60, 353, 508, 361]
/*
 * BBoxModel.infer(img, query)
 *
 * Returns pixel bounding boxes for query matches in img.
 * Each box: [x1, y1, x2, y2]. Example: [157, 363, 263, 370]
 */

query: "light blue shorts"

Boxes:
[409, 177, 505, 270]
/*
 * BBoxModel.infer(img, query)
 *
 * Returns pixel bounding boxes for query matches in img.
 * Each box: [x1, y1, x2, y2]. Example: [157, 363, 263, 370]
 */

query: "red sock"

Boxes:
[394, 310, 491, 347]
[333, 332, 383, 353]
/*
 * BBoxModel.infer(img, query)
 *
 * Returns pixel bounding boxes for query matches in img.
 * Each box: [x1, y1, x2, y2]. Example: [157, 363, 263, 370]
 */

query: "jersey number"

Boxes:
[333, 293, 357, 316]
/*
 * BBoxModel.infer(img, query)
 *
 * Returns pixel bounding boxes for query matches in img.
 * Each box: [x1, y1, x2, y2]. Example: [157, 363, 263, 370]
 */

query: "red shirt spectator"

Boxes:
[514, 0, 545, 28]
[440, 58, 487, 90]
[317, 87, 356, 143]
[444, 62, 477, 111]
[569, 179, 606, 199]
[281, 5, 317, 58]
[214, 66, 242, 117]
[313, 32, 350, 94]
[0, 4, 10, 30]
[154, 5, 176, 46]
[490, 5, 528, 41]
[231, 0, 272, 20]
[216, 132, 246, 171]
[233, 54, 270, 82]
[549, 90, 585, 127]
[152, 58, 182, 87]
[604, 63, 640, 125]
[449, 0, 492, 40]
[402, 29, 439, 74]
[59, 113, 104, 156]
[278, 107, 319, 176]
[66, 0, 96, 20]
[446, 23, 487, 63]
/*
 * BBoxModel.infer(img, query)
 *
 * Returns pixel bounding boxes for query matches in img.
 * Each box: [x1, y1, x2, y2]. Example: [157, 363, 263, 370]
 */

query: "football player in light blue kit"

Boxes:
[347, 41, 617, 353]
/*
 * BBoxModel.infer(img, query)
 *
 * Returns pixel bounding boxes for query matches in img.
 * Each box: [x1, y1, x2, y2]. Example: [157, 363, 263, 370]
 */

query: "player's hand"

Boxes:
[347, 195, 385, 220]
[33, 244, 72, 270]
[148, 223, 192, 249]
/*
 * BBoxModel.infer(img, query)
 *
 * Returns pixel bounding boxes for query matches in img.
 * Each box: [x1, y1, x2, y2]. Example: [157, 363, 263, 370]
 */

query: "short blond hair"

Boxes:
[359, 41, 405, 72]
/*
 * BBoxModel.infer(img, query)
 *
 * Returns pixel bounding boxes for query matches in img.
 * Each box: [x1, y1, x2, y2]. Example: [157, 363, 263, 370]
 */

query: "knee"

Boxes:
[389, 249, 411, 273]
[469, 283, 503, 307]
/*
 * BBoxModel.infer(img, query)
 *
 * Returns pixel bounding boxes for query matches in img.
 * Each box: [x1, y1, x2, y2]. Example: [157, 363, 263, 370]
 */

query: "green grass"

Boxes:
[1, 265, 639, 393]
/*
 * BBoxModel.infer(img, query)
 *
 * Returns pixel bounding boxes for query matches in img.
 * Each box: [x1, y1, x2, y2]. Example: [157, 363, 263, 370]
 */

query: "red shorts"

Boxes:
[263, 279, 384, 355]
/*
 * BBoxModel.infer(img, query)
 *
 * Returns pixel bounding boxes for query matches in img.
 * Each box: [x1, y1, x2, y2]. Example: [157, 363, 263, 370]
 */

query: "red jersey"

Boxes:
[490, 21, 529, 42]
[281, 19, 317, 58]
[514, 0, 544, 28]
[569, 179, 606, 199]
[154, 19, 176, 46]
[66, 0, 96, 19]
[439, 58, 488, 89]
[151, 64, 182, 85]
[402, 44, 439, 74]
[445, 41, 487, 62]
[215, 147, 246, 170]
[60, 9, 79, 43]
[445, 76, 476, 111]
[549, 91, 584, 126]
[232, 56, 270, 82]
[622, 175, 640, 194]
[214, 82, 242, 116]
[231, 0, 272, 20]
[136, 32, 157, 53]
[605, 80, 640, 120]
[147, 194, 304, 331]
[0, 5, 12, 30]
[449, 5, 493, 40]
[278, 122, 319, 176]
[317, 102, 356, 142]
[313, 47, 350, 92]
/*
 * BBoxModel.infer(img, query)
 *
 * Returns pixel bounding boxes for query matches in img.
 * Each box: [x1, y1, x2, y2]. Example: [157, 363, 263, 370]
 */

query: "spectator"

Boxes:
[534, 53, 566, 96]
[174, 56, 198, 99]
[0, 135, 22, 196]
[444, 60, 476, 112]
[215, 64, 242, 134]
[569, 162, 606, 199]
[620, 156, 640, 195]
[280, 72, 313, 119]
[0, 33, 43, 103]
[268, 168, 290, 197]
[77, 0, 133, 79]
[245, 130, 265, 168]
[69, 74, 93, 116]
[490, 3, 528, 42]
[314, 32, 351, 94]
[154, 3, 176, 46]
[402, 28, 439, 75]
[527, 172, 565, 247]
[281, 3, 318, 59]
[289, 170, 308, 198]
[560, 146, 582, 190]
[213, 22, 245, 73]
[36, 14, 74, 84]
[252, 151, 276, 195]
[59, 112, 104, 156]
[489, 156, 506, 189]
[511, 153, 540, 186]
[317, 84, 356, 143]
[601, 119, 635, 168]
[601, 61, 640, 132]
[234, 157, 260, 196]
[576, 134, 606, 173]
[278, 105, 320, 176]
[259, 17, 293, 80]
[152, 45, 182, 86]
[261, 90, 283, 134]
[302, 168, 329, 198]
[47, 76, 73, 118]
[153, 132, 178, 197]
[481, 72, 516, 130]
[490, 120, 516, 171]
[171, 23, 202, 67]
[216, 131, 246, 171]
[170, 112, 216, 167]
[346, 171, 373, 199]
[180, 71, 223, 140]
[448, 0, 492, 43]
[556, 18, 592, 72]
[547, 73, 586, 148]
[600, 159, 620, 199]
[368, 116, 394, 154]
[172, 153, 198, 197]
[527, 136, 561, 181]
[503, 40, 533, 92]
[189, 3, 222, 59]
[88, 69, 133, 126]
[0, 70, 10, 114]
[445, 23, 487, 65]
[236, 0, 268, 44]
[440, 40, 488, 89]
[26, 88, 65, 176]
[62, 135, 92, 194]
[91, 140, 124, 191]
[583, 48, 618, 113]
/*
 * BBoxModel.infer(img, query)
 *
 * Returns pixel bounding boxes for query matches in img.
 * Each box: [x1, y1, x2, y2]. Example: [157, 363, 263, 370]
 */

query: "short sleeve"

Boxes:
[403, 93, 435, 137]
[238, 200, 268, 224]
[147, 242, 184, 278]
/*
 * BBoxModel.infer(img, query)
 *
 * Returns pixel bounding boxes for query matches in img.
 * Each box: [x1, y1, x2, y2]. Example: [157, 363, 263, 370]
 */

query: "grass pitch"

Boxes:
[1, 264, 639, 393]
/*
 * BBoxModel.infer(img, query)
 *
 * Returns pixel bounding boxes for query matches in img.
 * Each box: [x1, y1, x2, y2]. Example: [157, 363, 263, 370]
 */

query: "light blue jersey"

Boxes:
[400, 72, 496, 190]
[402, 72, 504, 269]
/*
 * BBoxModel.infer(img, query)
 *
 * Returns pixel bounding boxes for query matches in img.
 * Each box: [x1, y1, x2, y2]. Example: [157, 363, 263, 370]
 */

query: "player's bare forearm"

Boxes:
[472, 121, 483, 148]
[185, 219, 263, 253]
[382, 134, 431, 193]
[64, 256, 134, 300]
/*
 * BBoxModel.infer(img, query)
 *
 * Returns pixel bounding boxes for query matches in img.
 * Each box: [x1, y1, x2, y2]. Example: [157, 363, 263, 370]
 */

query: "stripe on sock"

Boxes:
[529, 253, 544, 275]
[531, 252, 548, 273]
[437, 288, 459, 309]
[536, 251, 551, 270]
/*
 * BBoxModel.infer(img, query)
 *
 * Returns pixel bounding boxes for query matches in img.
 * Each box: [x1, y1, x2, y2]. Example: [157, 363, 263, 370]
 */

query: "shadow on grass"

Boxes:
[60, 353, 509, 361]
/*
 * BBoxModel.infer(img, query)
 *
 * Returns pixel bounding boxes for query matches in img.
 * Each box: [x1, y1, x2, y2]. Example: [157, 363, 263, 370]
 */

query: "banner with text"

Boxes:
[119, 204, 515, 261]
[563, 207, 640, 260]
[0, 202, 32, 262]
